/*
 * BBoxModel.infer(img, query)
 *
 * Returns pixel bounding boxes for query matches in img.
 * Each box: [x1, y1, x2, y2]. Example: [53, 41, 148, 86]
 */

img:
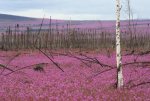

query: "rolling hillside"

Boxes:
[0, 13, 150, 33]
[0, 13, 36, 22]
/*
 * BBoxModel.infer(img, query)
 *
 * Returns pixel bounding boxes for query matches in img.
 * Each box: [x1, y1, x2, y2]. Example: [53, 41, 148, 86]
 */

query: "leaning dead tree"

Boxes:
[115, 0, 123, 88]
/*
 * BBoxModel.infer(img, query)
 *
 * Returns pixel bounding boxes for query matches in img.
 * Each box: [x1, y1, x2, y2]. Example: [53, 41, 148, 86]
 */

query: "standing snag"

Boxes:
[115, 0, 123, 88]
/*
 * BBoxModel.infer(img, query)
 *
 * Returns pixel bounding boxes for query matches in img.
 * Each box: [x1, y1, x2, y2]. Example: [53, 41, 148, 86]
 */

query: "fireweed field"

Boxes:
[0, 50, 150, 101]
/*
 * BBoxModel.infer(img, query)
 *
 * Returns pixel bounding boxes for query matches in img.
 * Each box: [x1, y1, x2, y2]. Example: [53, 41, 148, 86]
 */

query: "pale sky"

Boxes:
[0, 0, 149, 20]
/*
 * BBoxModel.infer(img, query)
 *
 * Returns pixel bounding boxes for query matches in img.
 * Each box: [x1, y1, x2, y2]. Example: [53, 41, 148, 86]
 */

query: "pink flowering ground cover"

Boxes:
[0, 50, 150, 101]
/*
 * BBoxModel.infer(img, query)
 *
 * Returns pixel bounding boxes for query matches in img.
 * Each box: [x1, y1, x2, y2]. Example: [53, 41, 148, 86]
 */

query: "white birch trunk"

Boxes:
[116, 0, 123, 88]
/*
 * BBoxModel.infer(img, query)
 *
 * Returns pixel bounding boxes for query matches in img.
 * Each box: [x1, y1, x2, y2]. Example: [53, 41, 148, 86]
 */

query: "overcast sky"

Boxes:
[0, 0, 149, 20]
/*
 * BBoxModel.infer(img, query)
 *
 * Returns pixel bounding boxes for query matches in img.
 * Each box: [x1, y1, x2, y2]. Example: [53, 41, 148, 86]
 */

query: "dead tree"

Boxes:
[116, 0, 123, 88]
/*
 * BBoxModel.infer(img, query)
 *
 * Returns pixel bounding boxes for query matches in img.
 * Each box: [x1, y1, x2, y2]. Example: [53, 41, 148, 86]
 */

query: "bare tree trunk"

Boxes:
[116, 0, 123, 88]
[127, 0, 131, 26]
[69, 17, 72, 49]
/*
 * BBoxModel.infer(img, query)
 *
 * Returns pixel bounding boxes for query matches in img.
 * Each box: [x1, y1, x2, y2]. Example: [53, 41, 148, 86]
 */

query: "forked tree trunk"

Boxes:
[116, 0, 123, 88]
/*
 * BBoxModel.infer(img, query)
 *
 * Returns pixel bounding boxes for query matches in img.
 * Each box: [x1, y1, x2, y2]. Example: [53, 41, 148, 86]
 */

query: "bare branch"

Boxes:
[0, 64, 14, 72]
[4, 63, 49, 76]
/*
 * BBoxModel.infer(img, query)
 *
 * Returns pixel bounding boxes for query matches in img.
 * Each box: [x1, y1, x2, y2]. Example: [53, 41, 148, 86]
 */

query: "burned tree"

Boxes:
[115, 0, 123, 88]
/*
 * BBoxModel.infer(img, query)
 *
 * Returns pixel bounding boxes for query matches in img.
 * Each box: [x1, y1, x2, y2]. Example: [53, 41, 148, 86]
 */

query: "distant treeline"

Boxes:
[0, 25, 150, 51]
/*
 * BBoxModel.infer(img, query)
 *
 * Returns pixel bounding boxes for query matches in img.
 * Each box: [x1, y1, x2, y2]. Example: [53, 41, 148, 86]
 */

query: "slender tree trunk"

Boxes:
[127, 0, 131, 26]
[69, 17, 72, 49]
[116, 0, 123, 88]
